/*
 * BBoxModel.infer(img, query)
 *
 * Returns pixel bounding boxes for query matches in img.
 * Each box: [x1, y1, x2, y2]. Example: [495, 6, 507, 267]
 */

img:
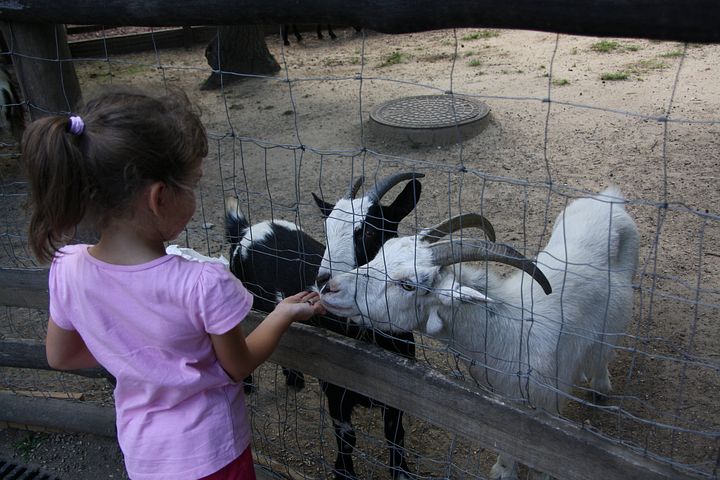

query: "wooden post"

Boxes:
[0, 22, 82, 120]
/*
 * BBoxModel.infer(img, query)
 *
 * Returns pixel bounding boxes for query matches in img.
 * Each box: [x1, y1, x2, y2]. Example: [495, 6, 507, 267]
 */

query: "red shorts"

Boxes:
[200, 446, 256, 480]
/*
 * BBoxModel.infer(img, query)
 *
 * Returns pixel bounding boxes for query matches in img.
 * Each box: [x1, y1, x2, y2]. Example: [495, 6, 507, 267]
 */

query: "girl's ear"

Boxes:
[147, 181, 167, 216]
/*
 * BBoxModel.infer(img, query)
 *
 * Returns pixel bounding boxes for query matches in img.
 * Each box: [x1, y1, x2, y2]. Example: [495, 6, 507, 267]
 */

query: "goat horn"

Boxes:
[419, 213, 496, 243]
[429, 239, 552, 295]
[366, 172, 425, 203]
[346, 176, 365, 199]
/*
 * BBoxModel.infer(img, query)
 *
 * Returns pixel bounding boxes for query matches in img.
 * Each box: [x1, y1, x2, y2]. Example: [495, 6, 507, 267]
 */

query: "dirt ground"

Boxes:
[1, 26, 719, 479]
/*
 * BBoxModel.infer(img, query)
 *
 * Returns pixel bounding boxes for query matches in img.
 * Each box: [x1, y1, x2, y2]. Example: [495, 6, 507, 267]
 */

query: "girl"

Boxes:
[22, 88, 325, 479]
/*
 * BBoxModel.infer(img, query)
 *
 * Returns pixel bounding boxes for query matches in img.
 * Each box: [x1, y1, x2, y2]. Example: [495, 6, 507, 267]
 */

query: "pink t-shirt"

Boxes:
[49, 244, 254, 479]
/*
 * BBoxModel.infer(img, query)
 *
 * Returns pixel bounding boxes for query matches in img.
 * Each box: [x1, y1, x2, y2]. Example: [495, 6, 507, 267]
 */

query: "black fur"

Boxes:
[225, 182, 420, 479]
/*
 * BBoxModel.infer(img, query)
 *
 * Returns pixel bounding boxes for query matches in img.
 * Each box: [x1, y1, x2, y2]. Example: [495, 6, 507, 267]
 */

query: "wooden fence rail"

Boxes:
[0, 267, 700, 480]
[0, 0, 719, 43]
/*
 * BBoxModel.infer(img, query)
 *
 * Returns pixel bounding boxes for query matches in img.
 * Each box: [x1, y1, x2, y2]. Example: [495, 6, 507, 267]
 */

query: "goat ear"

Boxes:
[426, 307, 444, 335]
[383, 180, 422, 222]
[312, 192, 335, 218]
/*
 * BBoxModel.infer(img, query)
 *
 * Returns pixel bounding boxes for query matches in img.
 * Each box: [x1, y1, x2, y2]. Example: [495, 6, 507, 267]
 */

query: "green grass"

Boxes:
[468, 59, 482, 67]
[591, 40, 642, 53]
[377, 51, 407, 68]
[461, 30, 499, 41]
[552, 78, 570, 86]
[591, 40, 621, 53]
[601, 71, 629, 81]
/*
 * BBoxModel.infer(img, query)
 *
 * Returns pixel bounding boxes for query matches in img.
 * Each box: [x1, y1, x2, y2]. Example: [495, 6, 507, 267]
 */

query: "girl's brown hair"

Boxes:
[23, 87, 208, 263]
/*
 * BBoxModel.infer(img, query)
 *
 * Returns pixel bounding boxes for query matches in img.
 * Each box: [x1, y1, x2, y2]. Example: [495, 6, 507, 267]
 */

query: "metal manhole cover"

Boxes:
[369, 95, 491, 145]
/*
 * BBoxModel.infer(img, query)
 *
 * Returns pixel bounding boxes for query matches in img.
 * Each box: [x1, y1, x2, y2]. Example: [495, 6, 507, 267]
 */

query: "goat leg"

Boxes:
[383, 406, 411, 479]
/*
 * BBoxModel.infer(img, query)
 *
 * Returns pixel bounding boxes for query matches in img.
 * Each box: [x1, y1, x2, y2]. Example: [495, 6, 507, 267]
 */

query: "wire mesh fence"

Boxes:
[1, 24, 719, 479]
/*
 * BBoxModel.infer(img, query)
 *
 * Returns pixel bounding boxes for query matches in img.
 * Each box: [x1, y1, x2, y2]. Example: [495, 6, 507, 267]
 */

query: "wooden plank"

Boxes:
[68, 26, 217, 57]
[0, 267, 49, 309]
[0, 391, 116, 437]
[0, 268, 700, 479]
[0, 338, 112, 380]
[0, 0, 718, 43]
[0, 22, 82, 119]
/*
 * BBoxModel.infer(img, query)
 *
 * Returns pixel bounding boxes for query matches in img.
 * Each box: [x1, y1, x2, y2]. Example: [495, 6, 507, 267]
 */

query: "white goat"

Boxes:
[320, 187, 640, 479]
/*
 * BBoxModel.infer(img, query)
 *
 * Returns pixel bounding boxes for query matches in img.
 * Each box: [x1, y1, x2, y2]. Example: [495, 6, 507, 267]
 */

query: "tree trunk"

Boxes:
[202, 25, 280, 90]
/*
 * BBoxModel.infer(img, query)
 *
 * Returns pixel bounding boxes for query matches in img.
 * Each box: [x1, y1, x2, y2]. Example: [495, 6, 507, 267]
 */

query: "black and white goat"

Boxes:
[225, 172, 423, 480]
[319, 187, 640, 480]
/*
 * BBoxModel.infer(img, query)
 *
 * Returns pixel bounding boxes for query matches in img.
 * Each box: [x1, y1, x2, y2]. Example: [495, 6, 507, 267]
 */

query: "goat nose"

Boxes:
[316, 272, 331, 288]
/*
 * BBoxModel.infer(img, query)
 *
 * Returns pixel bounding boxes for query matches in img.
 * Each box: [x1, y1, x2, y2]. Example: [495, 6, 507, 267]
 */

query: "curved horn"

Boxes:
[346, 176, 365, 199]
[429, 239, 552, 295]
[366, 172, 425, 203]
[419, 213, 496, 243]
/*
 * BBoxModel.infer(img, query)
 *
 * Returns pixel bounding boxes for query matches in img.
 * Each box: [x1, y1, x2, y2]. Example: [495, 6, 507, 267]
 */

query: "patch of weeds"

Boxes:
[322, 57, 344, 67]
[591, 40, 641, 53]
[377, 51, 407, 68]
[601, 71, 629, 81]
[660, 50, 684, 58]
[14, 433, 46, 462]
[461, 30, 500, 41]
[552, 78, 570, 86]
[349, 56, 361, 65]
[117, 64, 153, 76]
[468, 59, 482, 67]
[627, 58, 668, 75]
[591, 40, 621, 53]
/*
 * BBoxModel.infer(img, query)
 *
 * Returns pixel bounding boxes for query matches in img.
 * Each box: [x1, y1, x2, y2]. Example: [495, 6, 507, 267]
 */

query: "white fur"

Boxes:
[232, 220, 299, 262]
[321, 187, 639, 479]
[318, 197, 370, 279]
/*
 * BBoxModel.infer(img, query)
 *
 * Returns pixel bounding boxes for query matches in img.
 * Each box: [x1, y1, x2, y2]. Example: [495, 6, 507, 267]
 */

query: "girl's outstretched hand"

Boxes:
[275, 290, 326, 322]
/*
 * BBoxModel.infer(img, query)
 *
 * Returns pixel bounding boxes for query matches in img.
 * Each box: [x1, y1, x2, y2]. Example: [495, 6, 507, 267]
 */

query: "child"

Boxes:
[22, 87, 325, 479]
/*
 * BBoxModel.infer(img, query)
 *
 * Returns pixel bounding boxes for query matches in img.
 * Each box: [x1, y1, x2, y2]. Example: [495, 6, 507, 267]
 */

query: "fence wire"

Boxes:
[1, 24, 719, 480]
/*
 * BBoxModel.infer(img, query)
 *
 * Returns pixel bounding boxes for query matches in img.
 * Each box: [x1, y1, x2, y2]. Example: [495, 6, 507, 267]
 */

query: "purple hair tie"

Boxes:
[68, 115, 85, 136]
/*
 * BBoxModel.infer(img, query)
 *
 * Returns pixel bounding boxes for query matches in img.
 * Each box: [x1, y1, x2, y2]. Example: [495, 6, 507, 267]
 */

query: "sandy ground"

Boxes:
[1, 26, 719, 479]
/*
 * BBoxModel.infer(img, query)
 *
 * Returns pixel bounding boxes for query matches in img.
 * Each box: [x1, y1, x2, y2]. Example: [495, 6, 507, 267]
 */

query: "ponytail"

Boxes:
[22, 87, 208, 264]
[23, 116, 91, 263]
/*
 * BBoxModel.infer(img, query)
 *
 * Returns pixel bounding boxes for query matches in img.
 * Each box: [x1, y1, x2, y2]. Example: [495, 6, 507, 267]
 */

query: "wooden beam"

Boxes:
[0, 391, 116, 437]
[0, 0, 718, 43]
[0, 22, 82, 119]
[0, 267, 49, 309]
[0, 268, 700, 479]
[0, 338, 113, 380]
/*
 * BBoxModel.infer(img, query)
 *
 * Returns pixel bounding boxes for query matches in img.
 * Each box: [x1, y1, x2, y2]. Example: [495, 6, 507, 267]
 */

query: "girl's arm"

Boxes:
[211, 290, 325, 382]
[46, 317, 100, 370]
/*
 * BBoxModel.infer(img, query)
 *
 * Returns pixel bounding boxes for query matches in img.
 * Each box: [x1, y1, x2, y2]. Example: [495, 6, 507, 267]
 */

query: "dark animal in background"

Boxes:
[225, 172, 423, 480]
[282, 24, 337, 45]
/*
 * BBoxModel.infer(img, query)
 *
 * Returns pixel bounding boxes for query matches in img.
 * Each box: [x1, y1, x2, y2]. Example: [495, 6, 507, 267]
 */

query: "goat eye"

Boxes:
[364, 229, 376, 238]
[400, 281, 416, 292]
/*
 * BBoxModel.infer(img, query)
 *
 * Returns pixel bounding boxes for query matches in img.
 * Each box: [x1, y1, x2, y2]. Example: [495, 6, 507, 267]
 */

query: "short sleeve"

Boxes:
[48, 253, 75, 331]
[193, 263, 254, 335]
